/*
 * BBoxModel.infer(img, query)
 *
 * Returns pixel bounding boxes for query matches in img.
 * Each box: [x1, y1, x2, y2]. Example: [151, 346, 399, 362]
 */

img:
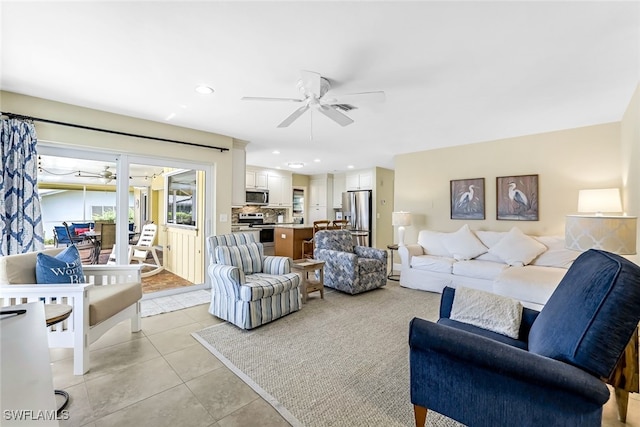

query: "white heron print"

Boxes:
[497, 175, 538, 220]
[451, 178, 485, 219]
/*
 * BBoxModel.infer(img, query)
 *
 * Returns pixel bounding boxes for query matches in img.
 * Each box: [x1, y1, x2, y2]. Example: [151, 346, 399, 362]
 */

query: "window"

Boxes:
[166, 169, 197, 227]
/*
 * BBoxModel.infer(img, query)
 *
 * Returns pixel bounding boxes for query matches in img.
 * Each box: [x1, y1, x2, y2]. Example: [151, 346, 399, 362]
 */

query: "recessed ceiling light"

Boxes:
[195, 85, 214, 94]
[287, 162, 304, 169]
[347, 165, 355, 169]
[272, 150, 280, 154]
[313, 159, 321, 163]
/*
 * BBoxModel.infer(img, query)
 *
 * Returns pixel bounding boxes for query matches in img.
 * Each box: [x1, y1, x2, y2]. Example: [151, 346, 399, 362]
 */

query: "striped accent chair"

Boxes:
[206, 233, 301, 329]
[314, 229, 388, 295]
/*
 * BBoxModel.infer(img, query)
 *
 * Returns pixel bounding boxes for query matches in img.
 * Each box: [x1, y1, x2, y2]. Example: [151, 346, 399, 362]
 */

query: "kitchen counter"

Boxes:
[275, 226, 313, 259]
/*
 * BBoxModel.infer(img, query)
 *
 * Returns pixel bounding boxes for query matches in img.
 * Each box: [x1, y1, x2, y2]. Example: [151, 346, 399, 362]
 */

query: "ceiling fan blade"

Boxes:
[277, 105, 310, 128]
[299, 70, 322, 96]
[324, 91, 386, 105]
[316, 105, 354, 127]
[241, 96, 303, 102]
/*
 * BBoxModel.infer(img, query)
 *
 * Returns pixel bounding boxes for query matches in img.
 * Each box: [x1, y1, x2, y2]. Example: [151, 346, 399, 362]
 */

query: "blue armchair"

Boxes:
[206, 233, 301, 329]
[313, 229, 387, 294]
[409, 249, 640, 427]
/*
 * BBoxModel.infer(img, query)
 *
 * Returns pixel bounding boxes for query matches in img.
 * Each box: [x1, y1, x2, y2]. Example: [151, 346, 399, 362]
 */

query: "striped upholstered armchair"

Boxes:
[206, 233, 301, 329]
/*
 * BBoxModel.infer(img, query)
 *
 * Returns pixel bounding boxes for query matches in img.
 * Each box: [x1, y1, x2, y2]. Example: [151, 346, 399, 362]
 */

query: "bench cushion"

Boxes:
[0, 248, 64, 284]
[89, 282, 142, 326]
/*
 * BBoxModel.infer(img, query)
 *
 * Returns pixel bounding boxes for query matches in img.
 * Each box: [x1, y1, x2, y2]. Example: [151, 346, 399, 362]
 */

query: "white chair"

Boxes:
[0, 249, 143, 375]
[108, 223, 163, 278]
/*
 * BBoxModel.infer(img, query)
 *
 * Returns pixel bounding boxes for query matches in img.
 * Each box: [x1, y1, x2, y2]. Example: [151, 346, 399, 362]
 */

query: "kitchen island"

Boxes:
[274, 225, 313, 259]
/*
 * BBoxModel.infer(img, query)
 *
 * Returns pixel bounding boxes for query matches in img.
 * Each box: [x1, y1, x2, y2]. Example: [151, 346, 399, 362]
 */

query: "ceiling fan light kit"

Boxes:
[242, 70, 384, 128]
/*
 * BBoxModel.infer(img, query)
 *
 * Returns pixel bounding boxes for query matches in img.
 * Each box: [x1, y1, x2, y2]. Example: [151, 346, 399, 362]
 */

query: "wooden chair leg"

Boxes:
[606, 327, 639, 422]
[414, 404, 428, 427]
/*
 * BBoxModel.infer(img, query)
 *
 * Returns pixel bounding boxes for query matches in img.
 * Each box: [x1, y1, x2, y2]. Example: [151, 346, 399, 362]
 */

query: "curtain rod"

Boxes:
[0, 111, 229, 152]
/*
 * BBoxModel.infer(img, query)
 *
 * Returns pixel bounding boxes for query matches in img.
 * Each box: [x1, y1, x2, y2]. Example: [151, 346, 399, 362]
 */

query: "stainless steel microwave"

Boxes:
[245, 189, 269, 206]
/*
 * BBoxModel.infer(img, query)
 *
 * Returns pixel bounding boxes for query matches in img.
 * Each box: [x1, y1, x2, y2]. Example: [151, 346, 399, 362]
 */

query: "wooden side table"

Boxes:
[387, 244, 400, 281]
[292, 259, 325, 303]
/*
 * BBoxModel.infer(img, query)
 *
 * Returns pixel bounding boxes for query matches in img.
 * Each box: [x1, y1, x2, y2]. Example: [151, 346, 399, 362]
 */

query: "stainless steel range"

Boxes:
[238, 213, 275, 255]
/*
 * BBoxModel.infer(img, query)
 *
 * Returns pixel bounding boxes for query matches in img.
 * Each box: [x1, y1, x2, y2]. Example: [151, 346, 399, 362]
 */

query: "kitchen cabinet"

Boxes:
[268, 172, 292, 207]
[333, 174, 345, 208]
[246, 168, 268, 190]
[346, 170, 373, 191]
[309, 178, 327, 207]
[275, 226, 313, 260]
[231, 143, 246, 206]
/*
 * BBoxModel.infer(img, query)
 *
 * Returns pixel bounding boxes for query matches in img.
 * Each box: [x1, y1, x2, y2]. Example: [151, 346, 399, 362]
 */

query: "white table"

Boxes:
[1, 302, 59, 426]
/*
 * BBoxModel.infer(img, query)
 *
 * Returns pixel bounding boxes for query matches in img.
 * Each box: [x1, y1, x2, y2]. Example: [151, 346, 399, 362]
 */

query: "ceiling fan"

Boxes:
[77, 166, 117, 183]
[241, 70, 385, 128]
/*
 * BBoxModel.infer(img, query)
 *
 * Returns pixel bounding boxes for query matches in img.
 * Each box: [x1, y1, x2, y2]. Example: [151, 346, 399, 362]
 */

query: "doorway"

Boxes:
[37, 145, 214, 295]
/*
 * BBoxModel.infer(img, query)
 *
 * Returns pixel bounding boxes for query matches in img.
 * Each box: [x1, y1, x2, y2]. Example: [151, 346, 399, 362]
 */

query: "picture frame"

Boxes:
[496, 174, 539, 221]
[450, 178, 485, 220]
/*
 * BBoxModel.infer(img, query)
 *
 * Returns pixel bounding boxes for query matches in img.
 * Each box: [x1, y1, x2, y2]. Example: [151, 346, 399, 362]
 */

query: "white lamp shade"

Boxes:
[565, 215, 637, 255]
[577, 188, 622, 214]
[392, 212, 412, 227]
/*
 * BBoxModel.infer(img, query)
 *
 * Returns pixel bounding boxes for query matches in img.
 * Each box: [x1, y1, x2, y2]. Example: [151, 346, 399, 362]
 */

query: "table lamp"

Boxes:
[392, 211, 412, 246]
[565, 188, 637, 254]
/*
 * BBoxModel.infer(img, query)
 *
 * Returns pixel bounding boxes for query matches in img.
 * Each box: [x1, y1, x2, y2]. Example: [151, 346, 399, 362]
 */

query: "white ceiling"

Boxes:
[2, 1, 638, 175]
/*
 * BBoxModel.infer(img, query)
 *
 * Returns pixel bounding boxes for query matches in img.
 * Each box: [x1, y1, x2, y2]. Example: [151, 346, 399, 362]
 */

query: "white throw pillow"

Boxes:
[417, 230, 451, 257]
[488, 227, 547, 266]
[441, 224, 488, 260]
[450, 286, 523, 339]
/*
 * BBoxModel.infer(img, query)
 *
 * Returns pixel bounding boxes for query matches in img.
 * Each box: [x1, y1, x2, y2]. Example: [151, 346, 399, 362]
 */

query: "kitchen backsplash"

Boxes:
[231, 206, 290, 224]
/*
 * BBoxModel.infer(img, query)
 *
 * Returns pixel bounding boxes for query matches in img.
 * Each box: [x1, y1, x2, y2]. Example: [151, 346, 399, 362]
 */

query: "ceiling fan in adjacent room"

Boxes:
[241, 70, 385, 128]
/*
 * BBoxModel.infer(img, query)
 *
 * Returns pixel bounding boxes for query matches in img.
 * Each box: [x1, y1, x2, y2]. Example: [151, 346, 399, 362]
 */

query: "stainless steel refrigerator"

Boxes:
[342, 190, 372, 246]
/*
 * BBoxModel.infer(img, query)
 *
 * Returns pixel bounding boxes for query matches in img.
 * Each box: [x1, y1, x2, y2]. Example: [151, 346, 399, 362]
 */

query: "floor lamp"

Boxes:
[392, 212, 412, 246]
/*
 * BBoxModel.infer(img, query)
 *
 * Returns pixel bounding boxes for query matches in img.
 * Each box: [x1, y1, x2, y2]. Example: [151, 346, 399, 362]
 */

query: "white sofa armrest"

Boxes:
[398, 244, 424, 270]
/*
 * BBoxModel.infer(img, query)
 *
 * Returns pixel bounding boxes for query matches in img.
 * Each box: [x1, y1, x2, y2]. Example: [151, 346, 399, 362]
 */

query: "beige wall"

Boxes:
[373, 167, 395, 249]
[394, 122, 625, 244]
[621, 84, 640, 261]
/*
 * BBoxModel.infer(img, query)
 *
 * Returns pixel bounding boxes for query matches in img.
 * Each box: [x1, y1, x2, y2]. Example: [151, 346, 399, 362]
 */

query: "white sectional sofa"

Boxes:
[398, 225, 581, 310]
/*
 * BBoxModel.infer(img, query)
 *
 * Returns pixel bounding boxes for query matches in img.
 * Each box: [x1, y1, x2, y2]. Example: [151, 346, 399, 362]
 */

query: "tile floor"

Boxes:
[51, 303, 640, 427]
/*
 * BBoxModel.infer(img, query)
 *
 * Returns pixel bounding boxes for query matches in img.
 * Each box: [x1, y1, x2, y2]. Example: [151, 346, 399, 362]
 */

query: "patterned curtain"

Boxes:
[0, 118, 45, 255]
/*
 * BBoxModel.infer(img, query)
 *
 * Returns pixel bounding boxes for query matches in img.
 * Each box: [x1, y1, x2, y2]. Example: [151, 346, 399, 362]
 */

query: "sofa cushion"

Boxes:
[358, 257, 384, 274]
[528, 250, 640, 378]
[89, 282, 142, 326]
[410, 255, 455, 274]
[531, 236, 579, 268]
[417, 230, 451, 257]
[452, 260, 508, 281]
[0, 248, 63, 284]
[449, 286, 523, 339]
[493, 265, 566, 306]
[488, 227, 547, 266]
[242, 273, 300, 301]
[441, 224, 488, 260]
[36, 245, 85, 284]
[215, 242, 264, 274]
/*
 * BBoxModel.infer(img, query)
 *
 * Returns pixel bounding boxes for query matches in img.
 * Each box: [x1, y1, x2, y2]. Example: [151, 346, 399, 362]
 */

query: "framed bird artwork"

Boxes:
[450, 178, 485, 220]
[496, 174, 539, 221]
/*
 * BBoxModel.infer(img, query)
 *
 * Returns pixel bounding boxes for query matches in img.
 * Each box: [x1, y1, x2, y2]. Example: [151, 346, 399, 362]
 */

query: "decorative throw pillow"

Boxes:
[488, 227, 547, 266]
[441, 224, 488, 260]
[35, 245, 85, 284]
[215, 242, 264, 274]
[450, 286, 523, 339]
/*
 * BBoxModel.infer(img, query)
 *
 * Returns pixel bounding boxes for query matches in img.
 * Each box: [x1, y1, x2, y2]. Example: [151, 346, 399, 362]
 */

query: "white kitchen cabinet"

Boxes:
[268, 172, 292, 207]
[309, 178, 327, 207]
[231, 144, 246, 207]
[246, 168, 268, 190]
[346, 170, 373, 191]
[333, 174, 345, 208]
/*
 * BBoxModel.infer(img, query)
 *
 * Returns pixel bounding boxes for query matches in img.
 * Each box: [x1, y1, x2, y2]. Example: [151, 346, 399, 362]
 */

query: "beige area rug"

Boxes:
[192, 282, 465, 427]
